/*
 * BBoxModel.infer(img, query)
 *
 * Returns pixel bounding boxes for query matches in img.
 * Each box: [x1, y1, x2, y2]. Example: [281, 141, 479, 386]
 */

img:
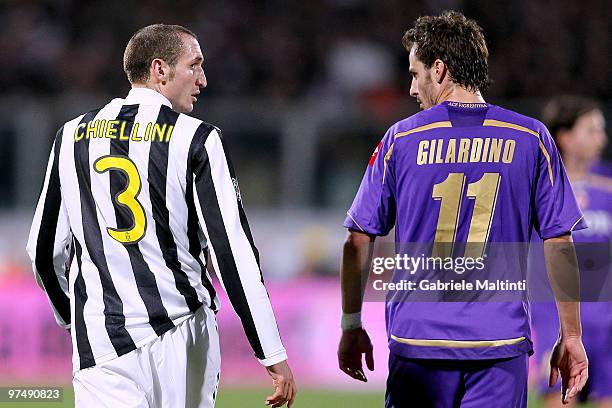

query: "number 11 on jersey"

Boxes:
[432, 172, 501, 259]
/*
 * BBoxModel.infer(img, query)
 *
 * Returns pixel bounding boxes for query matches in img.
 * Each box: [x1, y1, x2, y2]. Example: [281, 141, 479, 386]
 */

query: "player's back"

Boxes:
[346, 101, 585, 360]
[388, 101, 580, 246]
[56, 96, 218, 369]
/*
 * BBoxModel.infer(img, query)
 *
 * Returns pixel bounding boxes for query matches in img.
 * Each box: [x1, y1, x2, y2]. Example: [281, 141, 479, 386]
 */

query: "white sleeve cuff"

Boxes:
[258, 349, 288, 367]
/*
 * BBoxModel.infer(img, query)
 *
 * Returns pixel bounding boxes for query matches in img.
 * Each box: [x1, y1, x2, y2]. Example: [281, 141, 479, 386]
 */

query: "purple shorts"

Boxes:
[533, 302, 612, 400]
[385, 353, 528, 408]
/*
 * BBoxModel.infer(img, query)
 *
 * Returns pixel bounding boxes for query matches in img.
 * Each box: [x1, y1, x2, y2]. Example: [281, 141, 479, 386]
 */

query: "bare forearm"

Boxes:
[543, 234, 582, 337]
[555, 302, 582, 338]
[341, 231, 374, 313]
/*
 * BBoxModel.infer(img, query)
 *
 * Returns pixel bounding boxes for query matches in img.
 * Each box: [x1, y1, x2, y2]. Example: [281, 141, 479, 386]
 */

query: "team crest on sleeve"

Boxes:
[231, 177, 242, 203]
[369, 142, 383, 166]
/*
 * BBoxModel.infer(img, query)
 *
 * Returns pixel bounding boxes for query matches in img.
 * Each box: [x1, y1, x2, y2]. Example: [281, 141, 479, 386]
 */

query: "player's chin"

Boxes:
[178, 103, 194, 113]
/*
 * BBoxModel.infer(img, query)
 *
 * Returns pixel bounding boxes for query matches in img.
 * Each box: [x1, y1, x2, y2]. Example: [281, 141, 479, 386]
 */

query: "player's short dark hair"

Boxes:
[123, 24, 197, 84]
[402, 10, 490, 93]
[542, 95, 601, 139]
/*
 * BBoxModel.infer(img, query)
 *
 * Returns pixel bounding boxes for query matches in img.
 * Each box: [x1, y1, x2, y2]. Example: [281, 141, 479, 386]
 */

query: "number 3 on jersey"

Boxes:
[432, 172, 501, 258]
[94, 156, 146, 244]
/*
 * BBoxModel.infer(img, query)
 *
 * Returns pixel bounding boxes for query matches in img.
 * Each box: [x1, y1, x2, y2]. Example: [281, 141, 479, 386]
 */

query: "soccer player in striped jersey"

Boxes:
[26, 24, 295, 408]
[533, 95, 612, 408]
[338, 11, 587, 407]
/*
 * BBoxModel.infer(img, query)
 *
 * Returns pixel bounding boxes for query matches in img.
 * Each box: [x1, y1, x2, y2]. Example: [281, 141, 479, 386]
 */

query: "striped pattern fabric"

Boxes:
[27, 89, 287, 371]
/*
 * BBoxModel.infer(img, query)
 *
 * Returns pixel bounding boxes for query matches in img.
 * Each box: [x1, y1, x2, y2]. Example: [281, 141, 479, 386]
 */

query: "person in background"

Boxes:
[534, 95, 612, 408]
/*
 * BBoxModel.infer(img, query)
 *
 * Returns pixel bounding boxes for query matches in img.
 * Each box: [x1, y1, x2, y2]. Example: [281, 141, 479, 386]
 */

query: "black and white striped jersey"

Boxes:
[26, 88, 287, 371]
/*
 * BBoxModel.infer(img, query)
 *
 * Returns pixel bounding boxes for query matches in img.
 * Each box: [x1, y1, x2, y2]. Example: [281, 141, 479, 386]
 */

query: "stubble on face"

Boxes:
[409, 45, 435, 110]
[163, 35, 204, 113]
[419, 75, 435, 110]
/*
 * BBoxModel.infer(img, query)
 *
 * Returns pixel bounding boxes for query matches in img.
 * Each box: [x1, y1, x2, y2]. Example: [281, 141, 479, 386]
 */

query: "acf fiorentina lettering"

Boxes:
[74, 120, 174, 143]
[416, 137, 515, 165]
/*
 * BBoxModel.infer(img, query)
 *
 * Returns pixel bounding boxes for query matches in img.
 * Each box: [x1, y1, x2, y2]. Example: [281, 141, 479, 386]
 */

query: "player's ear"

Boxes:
[150, 58, 169, 84]
[432, 59, 447, 84]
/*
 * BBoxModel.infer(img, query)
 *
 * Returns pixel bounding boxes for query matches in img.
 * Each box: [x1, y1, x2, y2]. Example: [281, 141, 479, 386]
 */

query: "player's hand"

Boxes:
[549, 335, 588, 405]
[338, 327, 374, 382]
[265, 360, 296, 407]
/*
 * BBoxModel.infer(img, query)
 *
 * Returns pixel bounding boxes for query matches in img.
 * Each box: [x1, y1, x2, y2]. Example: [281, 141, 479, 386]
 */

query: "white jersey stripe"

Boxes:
[26, 127, 72, 328]
[204, 130, 286, 365]
[27, 90, 287, 371]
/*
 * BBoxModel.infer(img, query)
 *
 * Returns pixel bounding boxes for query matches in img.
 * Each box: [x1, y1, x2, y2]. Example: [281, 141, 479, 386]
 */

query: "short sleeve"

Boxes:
[344, 128, 396, 236]
[533, 126, 587, 239]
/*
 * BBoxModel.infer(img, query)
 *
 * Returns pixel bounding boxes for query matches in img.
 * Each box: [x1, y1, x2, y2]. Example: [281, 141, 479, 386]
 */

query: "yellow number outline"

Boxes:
[93, 155, 146, 244]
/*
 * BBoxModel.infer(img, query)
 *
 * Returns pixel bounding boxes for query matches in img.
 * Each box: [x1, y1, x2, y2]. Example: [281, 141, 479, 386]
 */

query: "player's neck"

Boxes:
[436, 83, 485, 105]
[132, 83, 163, 94]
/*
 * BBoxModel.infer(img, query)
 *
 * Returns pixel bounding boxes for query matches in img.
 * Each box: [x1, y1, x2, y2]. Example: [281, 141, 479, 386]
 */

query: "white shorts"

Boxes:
[73, 307, 221, 408]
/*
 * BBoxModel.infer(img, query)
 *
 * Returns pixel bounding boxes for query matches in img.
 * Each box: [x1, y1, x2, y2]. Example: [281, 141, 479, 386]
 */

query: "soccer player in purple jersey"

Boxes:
[337, 11, 589, 407]
[534, 95, 612, 408]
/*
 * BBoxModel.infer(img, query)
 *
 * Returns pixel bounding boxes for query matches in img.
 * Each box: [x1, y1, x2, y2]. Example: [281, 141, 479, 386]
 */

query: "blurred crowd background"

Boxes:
[0, 0, 611, 396]
[3, 0, 611, 100]
[1, 0, 611, 210]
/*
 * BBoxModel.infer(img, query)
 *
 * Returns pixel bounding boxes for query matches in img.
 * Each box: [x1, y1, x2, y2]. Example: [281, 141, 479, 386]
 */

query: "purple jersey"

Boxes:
[572, 177, 612, 242]
[345, 101, 586, 359]
[590, 160, 612, 178]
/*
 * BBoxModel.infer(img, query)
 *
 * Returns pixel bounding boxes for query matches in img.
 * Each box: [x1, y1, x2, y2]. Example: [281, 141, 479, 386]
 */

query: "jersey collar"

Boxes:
[125, 87, 173, 109]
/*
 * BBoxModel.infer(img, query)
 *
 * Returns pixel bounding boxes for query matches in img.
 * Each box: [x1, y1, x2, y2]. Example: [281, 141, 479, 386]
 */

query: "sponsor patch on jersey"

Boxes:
[369, 142, 382, 166]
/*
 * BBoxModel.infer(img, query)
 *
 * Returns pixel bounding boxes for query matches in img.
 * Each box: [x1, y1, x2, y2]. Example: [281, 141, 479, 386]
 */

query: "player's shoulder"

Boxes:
[63, 106, 105, 129]
[165, 109, 224, 154]
[61, 97, 125, 131]
[484, 105, 549, 137]
[388, 104, 451, 138]
[169, 109, 216, 130]
[170, 109, 220, 140]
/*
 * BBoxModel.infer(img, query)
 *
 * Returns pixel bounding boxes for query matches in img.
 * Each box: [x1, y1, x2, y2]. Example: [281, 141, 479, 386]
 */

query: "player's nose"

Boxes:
[409, 78, 418, 98]
[196, 68, 207, 89]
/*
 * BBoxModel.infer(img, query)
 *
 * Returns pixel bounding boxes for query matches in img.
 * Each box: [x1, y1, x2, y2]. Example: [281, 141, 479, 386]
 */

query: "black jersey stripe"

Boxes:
[190, 125, 265, 359]
[148, 106, 203, 313]
[74, 109, 136, 355]
[109, 104, 174, 336]
[216, 130, 262, 273]
[186, 124, 218, 312]
[34, 126, 71, 325]
[186, 176, 217, 312]
[73, 238, 95, 369]
[108, 105, 136, 231]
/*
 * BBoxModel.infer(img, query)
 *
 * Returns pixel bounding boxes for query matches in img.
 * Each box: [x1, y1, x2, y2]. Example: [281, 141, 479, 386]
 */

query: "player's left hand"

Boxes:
[548, 335, 588, 405]
[338, 327, 374, 382]
[265, 360, 296, 407]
